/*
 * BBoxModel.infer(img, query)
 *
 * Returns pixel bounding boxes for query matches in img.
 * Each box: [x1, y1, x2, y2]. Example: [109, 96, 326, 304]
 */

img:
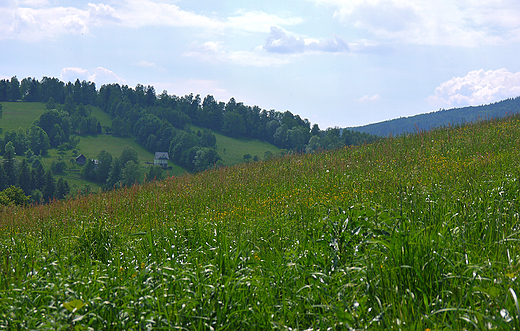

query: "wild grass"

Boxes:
[1, 116, 520, 329]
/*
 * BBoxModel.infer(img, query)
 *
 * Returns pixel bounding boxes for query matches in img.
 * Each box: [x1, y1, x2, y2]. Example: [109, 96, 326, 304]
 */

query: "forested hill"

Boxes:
[347, 96, 520, 136]
[0, 76, 379, 171]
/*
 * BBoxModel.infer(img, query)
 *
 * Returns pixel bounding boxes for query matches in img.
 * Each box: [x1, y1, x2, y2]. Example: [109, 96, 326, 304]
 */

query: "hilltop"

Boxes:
[2, 114, 520, 329]
[347, 95, 520, 136]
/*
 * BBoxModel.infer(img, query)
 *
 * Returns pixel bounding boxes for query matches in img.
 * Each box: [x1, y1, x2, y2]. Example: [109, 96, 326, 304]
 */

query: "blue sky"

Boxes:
[1, 0, 520, 129]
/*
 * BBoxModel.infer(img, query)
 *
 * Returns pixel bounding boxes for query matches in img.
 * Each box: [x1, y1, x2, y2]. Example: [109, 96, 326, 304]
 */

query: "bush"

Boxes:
[0, 186, 30, 206]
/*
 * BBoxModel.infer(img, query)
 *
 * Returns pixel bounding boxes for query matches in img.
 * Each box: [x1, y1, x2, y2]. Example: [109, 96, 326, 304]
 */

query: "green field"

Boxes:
[39, 134, 187, 193]
[0, 102, 46, 132]
[2, 115, 520, 329]
[90, 106, 112, 127]
[191, 125, 280, 165]
[75, 134, 186, 176]
[0, 101, 112, 133]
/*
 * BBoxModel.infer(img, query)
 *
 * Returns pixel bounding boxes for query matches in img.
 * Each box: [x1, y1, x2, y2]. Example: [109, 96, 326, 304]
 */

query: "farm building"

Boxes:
[76, 154, 87, 165]
[154, 152, 169, 168]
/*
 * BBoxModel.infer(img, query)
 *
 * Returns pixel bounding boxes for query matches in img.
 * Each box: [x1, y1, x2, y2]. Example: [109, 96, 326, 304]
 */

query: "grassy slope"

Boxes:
[41, 136, 185, 193]
[4, 115, 520, 328]
[0, 101, 112, 131]
[74, 135, 184, 176]
[0, 102, 46, 132]
[91, 106, 112, 127]
[191, 125, 280, 165]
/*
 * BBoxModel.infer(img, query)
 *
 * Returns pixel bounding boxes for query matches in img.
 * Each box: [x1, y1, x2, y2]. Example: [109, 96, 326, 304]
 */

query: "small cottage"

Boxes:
[76, 154, 87, 165]
[154, 152, 169, 168]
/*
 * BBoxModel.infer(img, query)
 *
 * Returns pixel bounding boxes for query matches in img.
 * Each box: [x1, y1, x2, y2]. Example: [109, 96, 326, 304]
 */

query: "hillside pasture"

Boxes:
[90, 106, 112, 127]
[76, 134, 186, 176]
[0, 102, 46, 132]
[191, 125, 280, 165]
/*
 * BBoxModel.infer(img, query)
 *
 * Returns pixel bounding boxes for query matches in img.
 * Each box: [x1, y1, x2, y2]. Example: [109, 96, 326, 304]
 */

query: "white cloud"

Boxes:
[19, 0, 49, 7]
[115, 2, 303, 34]
[184, 26, 382, 67]
[59, 67, 90, 82]
[0, 1, 303, 42]
[306, 0, 520, 46]
[89, 67, 126, 86]
[134, 60, 157, 67]
[263, 26, 306, 54]
[183, 41, 292, 67]
[358, 94, 381, 103]
[263, 26, 352, 54]
[60, 67, 126, 86]
[428, 69, 520, 108]
[88, 3, 120, 24]
[262, 26, 386, 55]
[226, 10, 303, 33]
[1, 5, 90, 41]
[117, 0, 219, 29]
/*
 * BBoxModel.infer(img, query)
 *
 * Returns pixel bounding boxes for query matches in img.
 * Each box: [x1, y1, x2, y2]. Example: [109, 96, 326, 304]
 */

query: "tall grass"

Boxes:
[1, 115, 520, 329]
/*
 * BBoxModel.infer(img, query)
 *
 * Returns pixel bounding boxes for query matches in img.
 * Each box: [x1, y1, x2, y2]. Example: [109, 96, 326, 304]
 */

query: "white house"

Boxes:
[154, 152, 169, 168]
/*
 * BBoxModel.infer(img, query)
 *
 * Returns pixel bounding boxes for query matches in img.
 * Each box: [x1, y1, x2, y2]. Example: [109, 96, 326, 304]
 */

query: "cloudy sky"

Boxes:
[1, 0, 520, 129]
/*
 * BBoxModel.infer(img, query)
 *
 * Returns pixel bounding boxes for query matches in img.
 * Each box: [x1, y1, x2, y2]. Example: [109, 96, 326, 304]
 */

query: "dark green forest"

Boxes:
[348, 96, 520, 136]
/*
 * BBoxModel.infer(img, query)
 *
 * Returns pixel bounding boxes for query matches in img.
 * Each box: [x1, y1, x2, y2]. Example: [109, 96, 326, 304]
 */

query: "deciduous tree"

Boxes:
[121, 161, 140, 187]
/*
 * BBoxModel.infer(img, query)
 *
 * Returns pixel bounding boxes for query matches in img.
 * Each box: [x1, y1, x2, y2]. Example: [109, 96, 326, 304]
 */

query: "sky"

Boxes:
[1, 0, 520, 129]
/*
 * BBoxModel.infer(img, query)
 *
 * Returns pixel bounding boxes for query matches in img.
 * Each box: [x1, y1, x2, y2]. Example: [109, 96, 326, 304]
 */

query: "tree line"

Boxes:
[0, 141, 70, 205]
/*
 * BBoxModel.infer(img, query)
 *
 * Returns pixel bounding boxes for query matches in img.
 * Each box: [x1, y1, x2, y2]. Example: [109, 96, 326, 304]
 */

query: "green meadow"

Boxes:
[2, 115, 520, 329]
[0, 102, 46, 132]
[73, 135, 183, 175]
[191, 125, 280, 165]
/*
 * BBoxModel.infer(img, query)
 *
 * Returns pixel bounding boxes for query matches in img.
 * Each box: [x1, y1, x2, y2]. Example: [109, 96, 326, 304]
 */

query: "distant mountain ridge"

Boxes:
[347, 96, 520, 136]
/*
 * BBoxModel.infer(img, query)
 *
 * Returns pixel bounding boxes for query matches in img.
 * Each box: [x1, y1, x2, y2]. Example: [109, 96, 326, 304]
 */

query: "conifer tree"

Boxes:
[56, 177, 70, 200]
[17, 159, 32, 195]
[42, 170, 55, 202]
[31, 159, 45, 190]
[3, 141, 17, 186]
[0, 163, 7, 191]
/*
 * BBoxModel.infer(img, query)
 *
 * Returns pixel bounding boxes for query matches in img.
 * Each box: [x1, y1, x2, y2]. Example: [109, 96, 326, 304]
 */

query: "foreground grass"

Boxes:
[1, 116, 520, 329]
